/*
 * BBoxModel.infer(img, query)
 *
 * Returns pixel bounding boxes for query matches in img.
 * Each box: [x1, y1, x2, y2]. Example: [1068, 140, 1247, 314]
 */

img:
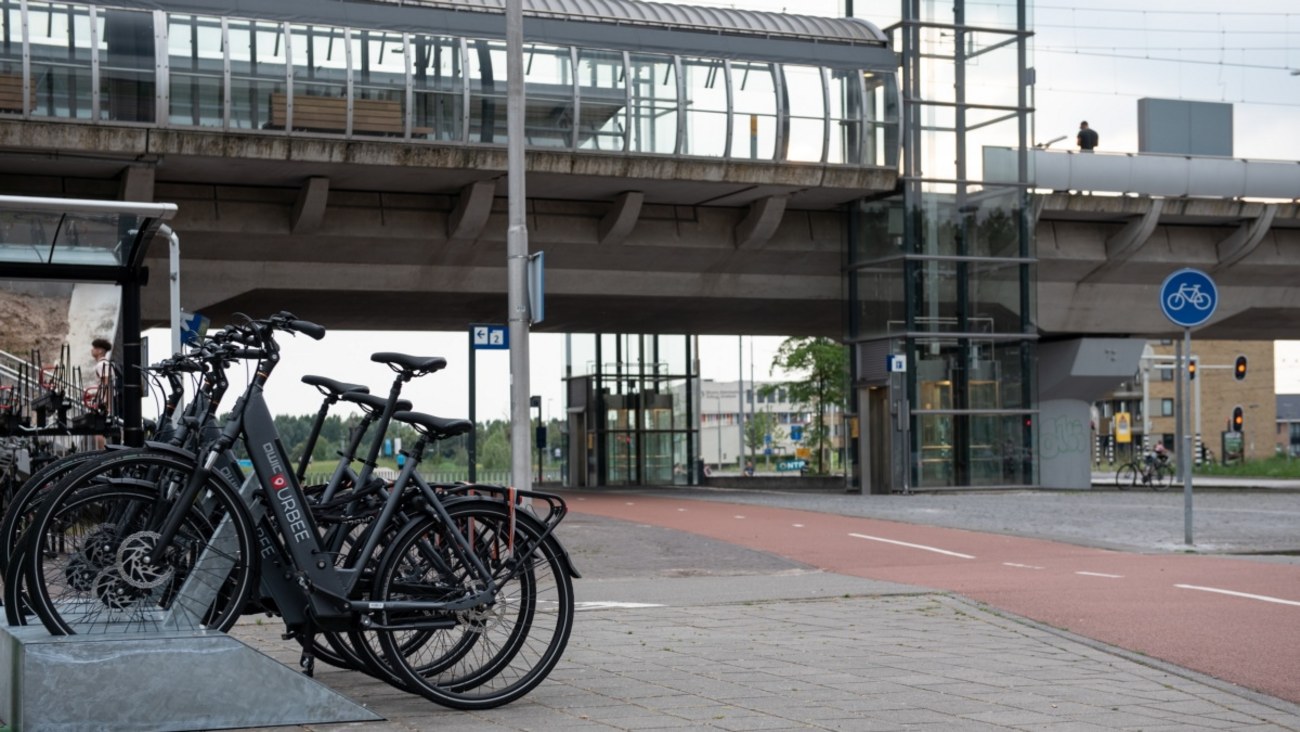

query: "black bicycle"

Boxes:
[12, 313, 578, 709]
[1115, 452, 1174, 491]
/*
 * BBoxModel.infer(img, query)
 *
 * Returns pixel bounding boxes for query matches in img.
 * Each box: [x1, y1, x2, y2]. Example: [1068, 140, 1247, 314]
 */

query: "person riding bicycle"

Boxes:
[1146, 443, 1169, 467]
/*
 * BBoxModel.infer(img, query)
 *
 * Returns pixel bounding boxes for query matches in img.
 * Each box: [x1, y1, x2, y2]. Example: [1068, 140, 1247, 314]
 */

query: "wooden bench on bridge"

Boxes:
[268, 92, 430, 137]
[0, 74, 32, 113]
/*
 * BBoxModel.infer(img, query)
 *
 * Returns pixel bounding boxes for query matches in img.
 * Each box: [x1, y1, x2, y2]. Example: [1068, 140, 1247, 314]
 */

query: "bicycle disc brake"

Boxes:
[116, 531, 176, 589]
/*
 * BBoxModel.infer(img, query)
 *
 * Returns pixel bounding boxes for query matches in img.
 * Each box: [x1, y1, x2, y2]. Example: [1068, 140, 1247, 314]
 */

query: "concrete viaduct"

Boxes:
[3, 121, 1298, 340]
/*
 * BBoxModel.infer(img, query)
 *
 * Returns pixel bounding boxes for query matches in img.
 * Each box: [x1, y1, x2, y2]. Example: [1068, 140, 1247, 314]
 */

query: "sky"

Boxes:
[144, 0, 1300, 416]
[143, 329, 788, 421]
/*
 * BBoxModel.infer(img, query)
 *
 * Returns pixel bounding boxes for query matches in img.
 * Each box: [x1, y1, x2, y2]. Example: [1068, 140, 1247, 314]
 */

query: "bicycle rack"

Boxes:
[0, 624, 380, 731]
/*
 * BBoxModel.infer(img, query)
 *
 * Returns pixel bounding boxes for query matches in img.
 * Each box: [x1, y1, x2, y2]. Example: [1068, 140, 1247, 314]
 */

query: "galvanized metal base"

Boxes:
[0, 624, 381, 731]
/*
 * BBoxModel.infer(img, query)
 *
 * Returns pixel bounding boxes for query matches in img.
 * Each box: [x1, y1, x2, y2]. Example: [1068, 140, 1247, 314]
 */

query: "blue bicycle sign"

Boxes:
[1159, 269, 1218, 328]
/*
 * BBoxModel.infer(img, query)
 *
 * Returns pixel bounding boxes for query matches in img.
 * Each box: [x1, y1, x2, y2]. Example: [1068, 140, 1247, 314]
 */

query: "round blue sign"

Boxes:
[1159, 268, 1218, 328]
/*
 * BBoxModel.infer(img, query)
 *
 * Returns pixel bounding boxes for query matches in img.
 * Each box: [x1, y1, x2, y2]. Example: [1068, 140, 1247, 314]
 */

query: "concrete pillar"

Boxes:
[597, 191, 643, 246]
[118, 165, 155, 202]
[1038, 338, 1148, 488]
[291, 176, 330, 234]
[735, 195, 787, 249]
[447, 180, 496, 242]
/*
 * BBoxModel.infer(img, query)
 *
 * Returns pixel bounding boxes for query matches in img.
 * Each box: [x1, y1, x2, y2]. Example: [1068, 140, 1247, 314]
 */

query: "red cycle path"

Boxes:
[561, 491, 1300, 705]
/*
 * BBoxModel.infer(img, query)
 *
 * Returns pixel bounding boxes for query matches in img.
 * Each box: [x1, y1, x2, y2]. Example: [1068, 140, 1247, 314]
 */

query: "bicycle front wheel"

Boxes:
[372, 499, 575, 710]
[21, 451, 258, 635]
[1115, 464, 1138, 490]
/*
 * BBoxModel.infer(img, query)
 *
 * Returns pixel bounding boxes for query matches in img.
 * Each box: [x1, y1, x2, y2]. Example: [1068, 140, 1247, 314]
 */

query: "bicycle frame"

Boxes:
[154, 347, 502, 630]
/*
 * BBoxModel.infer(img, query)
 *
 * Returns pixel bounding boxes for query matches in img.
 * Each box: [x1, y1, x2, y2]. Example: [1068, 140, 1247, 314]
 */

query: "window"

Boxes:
[1160, 366, 1173, 382]
[1160, 399, 1174, 417]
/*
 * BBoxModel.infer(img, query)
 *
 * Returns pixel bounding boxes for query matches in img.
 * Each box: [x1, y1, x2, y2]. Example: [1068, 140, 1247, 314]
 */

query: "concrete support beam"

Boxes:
[1079, 198, 1163, 283]
[290, 176, 330, 234]
[118, 165, 155, 202]
[597, 191, 644, 246]
[448, 180, 497, 242]
[735, 195, 787, 249]
[1212, 204, 1276, 274]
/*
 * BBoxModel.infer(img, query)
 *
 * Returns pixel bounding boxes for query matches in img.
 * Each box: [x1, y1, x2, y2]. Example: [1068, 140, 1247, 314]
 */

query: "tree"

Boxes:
[744, 410, 783, 463]
[765, 336, 847, 475]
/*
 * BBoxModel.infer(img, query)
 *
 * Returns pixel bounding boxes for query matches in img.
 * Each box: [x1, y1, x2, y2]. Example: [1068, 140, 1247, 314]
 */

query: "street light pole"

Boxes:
[506, 0, 532, 492]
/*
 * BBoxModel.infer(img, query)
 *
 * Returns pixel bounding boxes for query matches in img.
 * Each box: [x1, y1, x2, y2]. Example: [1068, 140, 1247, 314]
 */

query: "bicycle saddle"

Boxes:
[391, 411, 472, 440]
[302, 374, 369, 397]
[371, 352, 447, 376]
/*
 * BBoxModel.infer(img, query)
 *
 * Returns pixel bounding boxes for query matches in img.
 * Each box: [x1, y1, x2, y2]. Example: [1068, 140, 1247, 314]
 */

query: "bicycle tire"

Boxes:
[1152, 464, 1175, 491]
[1115, 463, 1138, 490]
[372, 499, 574, 710]
[21, 450, 258, 635]
[0, 449, 108, 575]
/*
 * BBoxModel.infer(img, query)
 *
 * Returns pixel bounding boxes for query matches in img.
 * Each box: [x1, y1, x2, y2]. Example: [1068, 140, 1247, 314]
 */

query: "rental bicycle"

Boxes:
[10, 312, 578, 709]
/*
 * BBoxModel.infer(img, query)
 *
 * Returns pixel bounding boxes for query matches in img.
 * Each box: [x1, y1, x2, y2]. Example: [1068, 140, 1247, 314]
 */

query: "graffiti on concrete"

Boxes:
[1040, 415, 1088, 461]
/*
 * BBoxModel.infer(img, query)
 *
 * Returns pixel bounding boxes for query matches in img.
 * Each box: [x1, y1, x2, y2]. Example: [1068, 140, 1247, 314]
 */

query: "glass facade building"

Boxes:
[0, 0, 899, 166]
[0, 0, 1037, 490]
[848, 0, 1035, 492]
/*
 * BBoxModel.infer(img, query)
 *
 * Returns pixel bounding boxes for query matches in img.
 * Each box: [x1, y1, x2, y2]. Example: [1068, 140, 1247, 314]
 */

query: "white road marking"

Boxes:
[1076, 571, 1124, 579]
[1175, 584, 1300, 607]
[734, 515, 746, 519]
[677, 508, 687, 511]
[849, 533, 975, 559]
[625, 502, 635, 505]
[1003, 562, 1044, 570]
[575, 601, 666, 610]
[793, 523, 805, 528]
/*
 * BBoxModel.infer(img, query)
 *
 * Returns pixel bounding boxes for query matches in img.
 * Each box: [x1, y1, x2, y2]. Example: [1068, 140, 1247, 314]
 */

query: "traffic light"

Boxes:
[1232, 406, 1244, 432]
[1187, 359, 1197, 381]
[1234, 355, 1248, 381]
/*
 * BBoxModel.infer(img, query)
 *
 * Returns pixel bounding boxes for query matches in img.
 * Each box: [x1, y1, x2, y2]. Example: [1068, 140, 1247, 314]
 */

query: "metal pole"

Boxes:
[506, 0, 532, 492]
[1183, 327, 1194, 545]
[737, 336, 745, 469]
[1174, 338, 1183, 478]
[166, 226, 181, 356]
[468, 332, 477, 483]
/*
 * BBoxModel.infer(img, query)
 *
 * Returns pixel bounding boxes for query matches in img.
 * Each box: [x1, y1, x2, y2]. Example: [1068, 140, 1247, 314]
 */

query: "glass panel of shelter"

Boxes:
[782, 64, 826, 163]
[28, 2, 95, 120]
[166, 14, 223, 128]
[7, 2, 897, 165]
[729, 59, 775, 159]
[227, 19, 287, 131]
[98, 8, 154, 123]
[576, 49, 625, 151]
[411, 34, 462, 142]
[627, 52, 676, 155]
[680, 57, 727, 157]
[349, 28, 409, 139]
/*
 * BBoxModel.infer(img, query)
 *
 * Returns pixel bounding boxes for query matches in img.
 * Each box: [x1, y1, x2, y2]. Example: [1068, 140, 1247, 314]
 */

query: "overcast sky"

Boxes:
[149, 0, 1300, 416]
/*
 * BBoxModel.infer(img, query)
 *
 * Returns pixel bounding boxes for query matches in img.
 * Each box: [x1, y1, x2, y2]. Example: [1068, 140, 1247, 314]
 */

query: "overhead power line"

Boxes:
[1035, 47, 1297, 72]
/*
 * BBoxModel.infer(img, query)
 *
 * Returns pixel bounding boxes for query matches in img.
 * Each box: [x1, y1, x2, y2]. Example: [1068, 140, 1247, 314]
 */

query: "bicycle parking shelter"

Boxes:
[0, 194, 175, 447]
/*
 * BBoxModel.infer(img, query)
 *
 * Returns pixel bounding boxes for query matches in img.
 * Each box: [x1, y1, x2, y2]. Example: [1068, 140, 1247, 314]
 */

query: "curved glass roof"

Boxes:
[399, 0, 888, 44]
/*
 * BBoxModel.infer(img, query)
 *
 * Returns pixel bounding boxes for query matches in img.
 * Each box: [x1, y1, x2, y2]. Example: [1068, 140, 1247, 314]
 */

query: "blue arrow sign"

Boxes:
[470, 324, 509, 350]
[179, 311, 210, 346]
[1159, 269, 1218, 328]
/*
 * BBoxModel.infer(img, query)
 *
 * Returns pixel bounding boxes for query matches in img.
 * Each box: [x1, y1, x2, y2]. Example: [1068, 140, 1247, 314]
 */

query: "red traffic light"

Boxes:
[1234, 355, 1248, 381]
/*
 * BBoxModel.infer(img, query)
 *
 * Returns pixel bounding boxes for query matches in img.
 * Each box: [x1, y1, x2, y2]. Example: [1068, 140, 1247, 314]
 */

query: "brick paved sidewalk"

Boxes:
[229, 579, 1300, 732]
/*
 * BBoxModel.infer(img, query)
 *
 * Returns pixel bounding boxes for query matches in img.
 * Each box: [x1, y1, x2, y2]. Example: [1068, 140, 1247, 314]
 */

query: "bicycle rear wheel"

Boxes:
[372, 499, 574, 710]
[1152, 464, 1175, 491]
[1115, 464, 1138, 490]
[21, 450, 258, 635]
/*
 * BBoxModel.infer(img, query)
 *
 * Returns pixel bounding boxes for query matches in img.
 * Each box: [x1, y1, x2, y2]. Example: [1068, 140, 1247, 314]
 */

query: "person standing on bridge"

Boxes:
[1077, 121, 1099, 153]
